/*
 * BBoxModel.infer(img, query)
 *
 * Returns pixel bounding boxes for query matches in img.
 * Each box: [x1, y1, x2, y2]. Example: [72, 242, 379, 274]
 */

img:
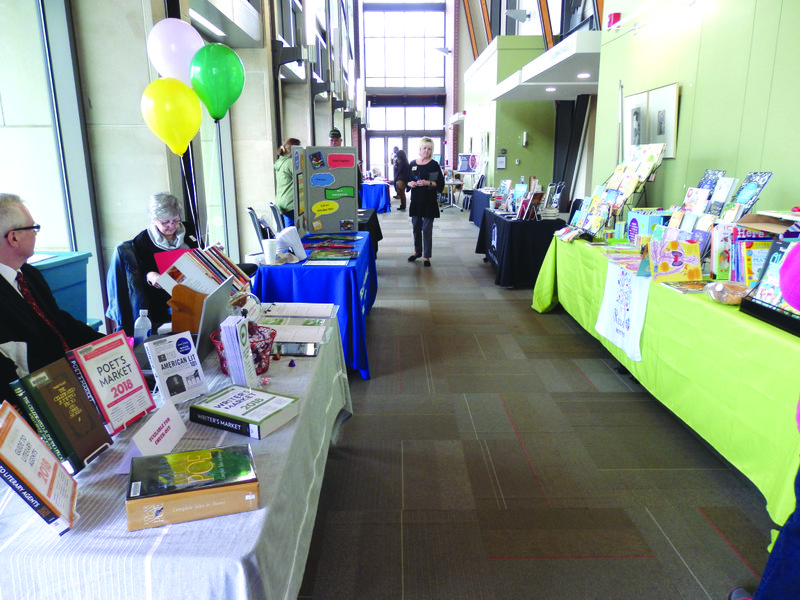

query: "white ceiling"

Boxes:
[492, 31, 601, 102]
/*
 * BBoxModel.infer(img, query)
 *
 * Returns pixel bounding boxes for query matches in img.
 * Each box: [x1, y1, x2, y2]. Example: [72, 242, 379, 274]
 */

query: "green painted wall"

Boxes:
[463, 36, 555, 188]
[595, 0, 800, 211]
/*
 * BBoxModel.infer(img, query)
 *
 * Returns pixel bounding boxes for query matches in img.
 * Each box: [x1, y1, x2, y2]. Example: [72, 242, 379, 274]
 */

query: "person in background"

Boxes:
[0, 193, 102, 409]
[329, 127, 343, 147]
[132, 192, 198, 328]
[407, 137, 444, 267]
[393, 149, 410, 211]
[273, 137, 301, 228]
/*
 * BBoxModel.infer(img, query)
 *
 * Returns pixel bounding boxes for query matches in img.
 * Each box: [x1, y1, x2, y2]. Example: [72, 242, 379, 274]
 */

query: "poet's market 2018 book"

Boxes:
[125, 444, 259, 531]
[189, 385, 300, 439]
[0, 401, 79, 535]
[67, 331, 155, 435]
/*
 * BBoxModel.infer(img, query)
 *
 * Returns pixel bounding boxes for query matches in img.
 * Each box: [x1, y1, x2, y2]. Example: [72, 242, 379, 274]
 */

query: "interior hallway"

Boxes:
[299, 203, 772, 599]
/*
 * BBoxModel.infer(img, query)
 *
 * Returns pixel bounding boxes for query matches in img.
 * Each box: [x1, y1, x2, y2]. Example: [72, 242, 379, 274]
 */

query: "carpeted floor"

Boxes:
[299, 202, 772, 599]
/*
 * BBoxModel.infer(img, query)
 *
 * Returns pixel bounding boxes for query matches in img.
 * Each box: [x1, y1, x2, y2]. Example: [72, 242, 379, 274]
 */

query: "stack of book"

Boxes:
[156, 246, 250, 295]
[220, 316, 260, 387]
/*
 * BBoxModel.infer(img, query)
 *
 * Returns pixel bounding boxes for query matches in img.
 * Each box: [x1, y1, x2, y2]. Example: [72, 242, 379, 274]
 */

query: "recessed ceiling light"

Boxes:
[545, 87, 556, 92]
[577, 72, 591, 79]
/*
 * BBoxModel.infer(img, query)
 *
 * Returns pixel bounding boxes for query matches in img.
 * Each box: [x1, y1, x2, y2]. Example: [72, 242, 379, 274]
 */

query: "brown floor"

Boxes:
[299, 202, 771, 599]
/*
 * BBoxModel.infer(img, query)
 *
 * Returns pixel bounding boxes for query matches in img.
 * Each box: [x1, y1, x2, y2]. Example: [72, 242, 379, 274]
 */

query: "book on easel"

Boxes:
[66, 331, 155, 435]
[11, 357, 112, 474]
[0, 401, 79, 535]
[143, 332, 208, 404]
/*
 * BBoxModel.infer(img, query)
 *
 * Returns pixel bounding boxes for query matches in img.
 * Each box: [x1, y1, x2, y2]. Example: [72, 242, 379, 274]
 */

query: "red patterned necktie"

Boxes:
[16, 271, 71, 352]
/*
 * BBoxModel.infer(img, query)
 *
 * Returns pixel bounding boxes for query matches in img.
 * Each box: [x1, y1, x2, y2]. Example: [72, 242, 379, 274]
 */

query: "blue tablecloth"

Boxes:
[251, 233, 377, 379]
[361, 182, 391, 213]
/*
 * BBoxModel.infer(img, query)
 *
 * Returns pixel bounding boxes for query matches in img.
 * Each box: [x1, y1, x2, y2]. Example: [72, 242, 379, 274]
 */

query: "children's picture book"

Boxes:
[125, 444, 259, 531]
[660, 280, 709, 293]
[143, 332, 208, 404]
[189, 385, 300, 439]
[680, 187, 711, 214]
[67, 331, 155, 435]
[697, 169, 726, 192]
[0, 401, 79, 535]
[648, 239, 703, 282]
[732, 171, 773, 214]
[708, 176, 739, 215]
[11, 357, 112, 475]
[748, 240, 800, 314]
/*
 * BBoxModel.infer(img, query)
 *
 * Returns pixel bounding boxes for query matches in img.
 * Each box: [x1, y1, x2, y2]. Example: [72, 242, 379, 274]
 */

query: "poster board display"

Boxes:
[294, 146, 359, 235]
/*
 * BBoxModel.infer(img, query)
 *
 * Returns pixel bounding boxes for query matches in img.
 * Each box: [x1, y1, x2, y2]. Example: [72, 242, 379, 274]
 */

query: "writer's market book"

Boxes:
[143, 332, 208, 404]
[125, 444, 259, 531]
[189, 385, 300, 439]
[0, 401, 79, 535]
[11, 357, 113, 474]
[220, 316, 260, 388]
[67, 331, 155, 435]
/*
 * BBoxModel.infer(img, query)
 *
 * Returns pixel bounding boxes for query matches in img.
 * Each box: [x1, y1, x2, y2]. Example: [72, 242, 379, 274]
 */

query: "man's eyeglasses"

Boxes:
[4, 224, 41, 238]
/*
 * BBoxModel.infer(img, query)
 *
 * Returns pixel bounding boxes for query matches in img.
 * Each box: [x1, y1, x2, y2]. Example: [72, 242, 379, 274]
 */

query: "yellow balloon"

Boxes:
[141, 78, 202, 155]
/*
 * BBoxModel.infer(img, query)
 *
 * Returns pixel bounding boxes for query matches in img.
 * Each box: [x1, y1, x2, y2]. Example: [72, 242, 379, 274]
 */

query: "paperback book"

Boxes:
[125, 444, 259, 531]
[189, 385, 300, 439]
[67, 331, 155, 435]
[732, 171, 773, 215]
[220, 316, 260, 388]
[306, 249, 358, 261]
[0, 401, 79, 535]
[143, 332, 208, 404]
[11, 357, 112, 474]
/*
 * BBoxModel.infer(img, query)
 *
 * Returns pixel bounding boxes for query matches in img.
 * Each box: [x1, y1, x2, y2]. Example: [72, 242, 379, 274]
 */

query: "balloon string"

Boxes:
[179, 151, 204, 248]
[215, 119, 228, 252]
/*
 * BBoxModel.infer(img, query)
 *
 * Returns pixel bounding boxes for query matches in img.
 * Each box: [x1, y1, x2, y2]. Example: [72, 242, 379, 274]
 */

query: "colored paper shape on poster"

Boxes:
[324, 187, 355, 201]
[779, 241, 800, 310]
[308, 151, 324, 169]
[328, 153, 356, 168]
[312, 200, 340, 219]
[310, 173, 335, 187]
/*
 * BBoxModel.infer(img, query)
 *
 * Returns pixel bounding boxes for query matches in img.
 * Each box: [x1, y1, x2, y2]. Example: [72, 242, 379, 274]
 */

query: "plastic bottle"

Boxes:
[133, 309, 152, 346]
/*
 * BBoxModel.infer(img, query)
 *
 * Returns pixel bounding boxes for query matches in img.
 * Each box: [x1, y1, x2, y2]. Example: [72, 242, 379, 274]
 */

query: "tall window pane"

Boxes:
[385, 107, 405, 130]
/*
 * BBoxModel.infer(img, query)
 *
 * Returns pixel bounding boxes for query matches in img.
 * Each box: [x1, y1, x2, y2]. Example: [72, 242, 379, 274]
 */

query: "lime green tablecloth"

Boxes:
[532, 237, 800, 526]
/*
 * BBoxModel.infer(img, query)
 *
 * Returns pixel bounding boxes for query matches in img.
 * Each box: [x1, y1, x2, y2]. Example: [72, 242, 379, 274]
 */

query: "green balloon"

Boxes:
[190, 44, 245, 120]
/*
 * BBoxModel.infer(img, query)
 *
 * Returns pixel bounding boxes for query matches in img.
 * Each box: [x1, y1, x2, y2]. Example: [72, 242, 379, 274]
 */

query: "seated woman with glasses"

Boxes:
[132, 192, 198, 327]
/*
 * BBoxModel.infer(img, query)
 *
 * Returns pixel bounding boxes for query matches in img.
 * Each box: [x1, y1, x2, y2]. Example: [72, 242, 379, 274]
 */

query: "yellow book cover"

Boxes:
[648, 239, 703, 282]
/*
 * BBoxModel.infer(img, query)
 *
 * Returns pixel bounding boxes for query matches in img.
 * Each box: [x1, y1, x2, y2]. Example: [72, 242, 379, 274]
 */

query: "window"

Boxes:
[363, 2, 446, 89]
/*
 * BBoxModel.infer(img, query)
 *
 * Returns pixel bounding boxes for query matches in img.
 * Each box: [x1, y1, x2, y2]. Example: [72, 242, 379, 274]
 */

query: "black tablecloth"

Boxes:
[475, 208, 565, 288]
[469, 190, 492, 228]
[358, 208, 383, 255]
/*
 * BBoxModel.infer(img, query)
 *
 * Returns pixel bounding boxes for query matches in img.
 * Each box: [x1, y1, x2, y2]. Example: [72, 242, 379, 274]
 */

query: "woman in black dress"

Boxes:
[407, 137, 444, 267]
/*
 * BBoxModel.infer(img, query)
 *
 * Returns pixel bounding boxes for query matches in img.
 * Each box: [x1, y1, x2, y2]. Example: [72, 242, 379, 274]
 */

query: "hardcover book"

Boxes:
[67, 331, 155, 435]
[648, 239, 703, 282]
[125, 444, 259, 531]
[143, 332, 208, 404]
[11, 357, 112, 474]
[189, 385, 300, 439]
[0, 401, 79, 534]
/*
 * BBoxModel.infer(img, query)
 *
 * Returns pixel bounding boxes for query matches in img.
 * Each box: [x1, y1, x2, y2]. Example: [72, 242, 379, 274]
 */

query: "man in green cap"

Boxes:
[329, 128, 342, 147]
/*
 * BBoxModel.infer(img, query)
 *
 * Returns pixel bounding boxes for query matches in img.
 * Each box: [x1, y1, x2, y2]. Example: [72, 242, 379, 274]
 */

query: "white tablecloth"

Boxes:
[0, 319, 351, 600]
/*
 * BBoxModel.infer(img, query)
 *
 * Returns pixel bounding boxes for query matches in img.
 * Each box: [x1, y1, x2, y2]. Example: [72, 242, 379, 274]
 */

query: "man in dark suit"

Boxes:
[0, 194, 103, 409]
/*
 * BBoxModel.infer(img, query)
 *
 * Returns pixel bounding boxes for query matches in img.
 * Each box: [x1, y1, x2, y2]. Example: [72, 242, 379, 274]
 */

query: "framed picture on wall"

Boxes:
[622, 92, 648, 162]
[647, 83, 679, 159]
